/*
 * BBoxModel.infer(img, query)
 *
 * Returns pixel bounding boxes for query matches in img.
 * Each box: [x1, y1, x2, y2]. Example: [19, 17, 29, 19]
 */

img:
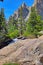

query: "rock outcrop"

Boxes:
[0, 36, 43, 65]
[34, 0, 43, 19]
[13, 0, 43, 21]
[13, 3, 31, 21]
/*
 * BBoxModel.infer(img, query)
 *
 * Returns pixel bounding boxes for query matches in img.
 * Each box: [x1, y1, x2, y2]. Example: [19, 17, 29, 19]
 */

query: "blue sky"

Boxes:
[0, 0, 34, 19]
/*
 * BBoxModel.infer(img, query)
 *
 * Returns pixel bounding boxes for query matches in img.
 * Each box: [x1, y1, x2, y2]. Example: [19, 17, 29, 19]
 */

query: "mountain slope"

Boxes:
[34, 0, 43, 19]
[12, 3, 31, 21]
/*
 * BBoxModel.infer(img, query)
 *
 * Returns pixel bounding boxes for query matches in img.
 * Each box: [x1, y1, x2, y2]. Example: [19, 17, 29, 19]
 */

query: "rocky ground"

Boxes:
[0, 36, 43, 65]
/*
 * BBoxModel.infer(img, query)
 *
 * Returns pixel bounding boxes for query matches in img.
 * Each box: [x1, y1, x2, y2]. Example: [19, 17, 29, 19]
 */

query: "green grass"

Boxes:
[3, 63, 19, 65]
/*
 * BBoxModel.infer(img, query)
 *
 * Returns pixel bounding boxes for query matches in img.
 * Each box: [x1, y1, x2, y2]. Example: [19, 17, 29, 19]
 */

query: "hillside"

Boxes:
[0, 36, 43, 65]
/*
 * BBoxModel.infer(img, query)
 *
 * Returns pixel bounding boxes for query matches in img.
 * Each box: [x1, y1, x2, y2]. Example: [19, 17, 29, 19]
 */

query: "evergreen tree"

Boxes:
[18, 6, 26, 35]
[0, 8, 8, 43]
[26, 7, 43, 37]
[0, 8, 7, 33]
[8, 16, 18, 33]
[7, 16, 19, 39]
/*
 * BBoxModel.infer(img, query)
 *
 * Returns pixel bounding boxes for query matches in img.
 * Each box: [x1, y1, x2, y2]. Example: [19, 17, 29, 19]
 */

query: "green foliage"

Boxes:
[0, 8, 6, 30]
[0, 8, 8, 43]
[8, 29, 19, 39]
[8, 24, 16, 34]
[18, 18, 25, 35]
[7, 15, 19, 39]
[23, 31, 36, 38]
[3, 63, 19, 65]
[0, 6, 43, 42]
[23, 31, 29, 37]
[8, 16, 18, 29]
[17, 6, 26, 35]
[26, 7, 43, 37]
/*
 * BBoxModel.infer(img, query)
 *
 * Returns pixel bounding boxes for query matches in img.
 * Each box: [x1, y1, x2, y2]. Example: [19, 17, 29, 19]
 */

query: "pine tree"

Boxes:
[0, 8, 7, 32]
[18, 6, 25, 35]
[0, 8, 7, 43]
[26, 7, 43, 37]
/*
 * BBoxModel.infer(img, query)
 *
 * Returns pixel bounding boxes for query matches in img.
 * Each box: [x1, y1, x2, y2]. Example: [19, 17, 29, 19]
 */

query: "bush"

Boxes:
[23, 31, 35, 38]
[23, 31, 29, 37]
[8, 30, 19, 39]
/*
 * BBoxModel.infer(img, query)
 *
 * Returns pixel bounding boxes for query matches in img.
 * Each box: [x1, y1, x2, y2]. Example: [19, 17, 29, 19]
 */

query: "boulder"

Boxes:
[0, 36, 43, 65]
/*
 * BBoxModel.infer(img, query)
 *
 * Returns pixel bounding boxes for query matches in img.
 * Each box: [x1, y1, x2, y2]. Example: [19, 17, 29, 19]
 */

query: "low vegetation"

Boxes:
[3, 63, 19, 65]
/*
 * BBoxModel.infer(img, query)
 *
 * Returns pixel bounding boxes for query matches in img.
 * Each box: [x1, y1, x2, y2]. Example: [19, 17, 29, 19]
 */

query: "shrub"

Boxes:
[23, 31, 29, 37]
[23, 31, 35, 38]
[8, 30, 19, 39]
